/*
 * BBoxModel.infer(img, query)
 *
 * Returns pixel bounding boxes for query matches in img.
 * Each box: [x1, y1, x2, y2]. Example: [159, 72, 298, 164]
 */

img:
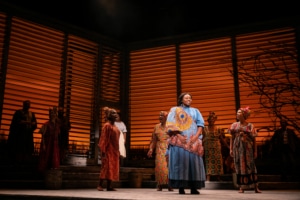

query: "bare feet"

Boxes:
[157, 185, 162, 191]
[97, 186, 104, 191]
[255, 188, 262, 193]
[206, 175, 210, 181]
[238, 188, 244, 193]
[255, 183, 262, 193]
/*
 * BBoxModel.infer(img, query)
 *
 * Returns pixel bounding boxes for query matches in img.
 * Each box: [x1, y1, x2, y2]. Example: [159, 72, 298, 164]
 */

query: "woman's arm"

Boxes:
[253, 136, 257, 159]
[229, 136, 233, 157]
[147, 127, 157, 157]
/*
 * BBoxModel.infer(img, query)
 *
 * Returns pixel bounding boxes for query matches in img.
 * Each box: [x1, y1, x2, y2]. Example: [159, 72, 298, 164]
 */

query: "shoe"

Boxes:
[190, 188, 199, 195]
[107, 188, 117, 191]
[179, 188, 185, 194]
[97, 186, 104, 191]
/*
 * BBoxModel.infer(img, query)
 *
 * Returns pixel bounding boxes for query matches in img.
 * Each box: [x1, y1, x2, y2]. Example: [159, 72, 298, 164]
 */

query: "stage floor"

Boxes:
[0, 188, 300, 200]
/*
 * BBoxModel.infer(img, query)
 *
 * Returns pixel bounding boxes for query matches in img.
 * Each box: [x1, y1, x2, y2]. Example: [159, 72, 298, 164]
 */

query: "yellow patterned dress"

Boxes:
[149, 123, 169, 185]
[203, 126, 224, 176]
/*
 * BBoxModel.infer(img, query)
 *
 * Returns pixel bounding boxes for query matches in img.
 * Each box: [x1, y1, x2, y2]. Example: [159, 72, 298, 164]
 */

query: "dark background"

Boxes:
[1, 0, 299, 42]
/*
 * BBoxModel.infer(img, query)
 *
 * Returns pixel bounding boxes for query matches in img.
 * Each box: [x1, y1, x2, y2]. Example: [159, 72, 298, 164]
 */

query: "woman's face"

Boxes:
[207, 114, 217, 125]
[109, 109, 118, 121]
[182, 94, 192, 106]
[159, 113, 167, 123]
[236, 110, 244, 121]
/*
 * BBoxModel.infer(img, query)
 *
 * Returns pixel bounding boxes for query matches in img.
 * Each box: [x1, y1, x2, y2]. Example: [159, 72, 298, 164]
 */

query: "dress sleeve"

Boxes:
[250, 123, 258, 137]
[121, 122, 127, 133]
[98, 123, 111, 153]
[228, 122, 237, 136]
[195, 108, 204, 127]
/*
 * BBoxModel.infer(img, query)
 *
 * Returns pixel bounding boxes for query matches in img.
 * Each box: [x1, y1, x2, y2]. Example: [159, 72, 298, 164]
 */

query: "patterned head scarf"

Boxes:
[239, 106, 251, 119]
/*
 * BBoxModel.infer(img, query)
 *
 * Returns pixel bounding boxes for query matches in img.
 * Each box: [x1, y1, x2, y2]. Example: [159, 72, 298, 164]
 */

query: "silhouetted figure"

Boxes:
[58, 107, 71, 164]
[269, 119, 300, 181]
[38, 107, 61, 173]
[7, 100, 37, 165]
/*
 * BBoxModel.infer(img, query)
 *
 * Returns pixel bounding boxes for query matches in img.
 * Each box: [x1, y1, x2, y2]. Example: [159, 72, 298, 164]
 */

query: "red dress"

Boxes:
[98, 122, 120, 181]
[38, 120, 61, 172]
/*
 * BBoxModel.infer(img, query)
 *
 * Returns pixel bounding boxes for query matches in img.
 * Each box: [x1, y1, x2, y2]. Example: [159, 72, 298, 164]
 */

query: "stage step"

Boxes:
[0, 165, 299, 190]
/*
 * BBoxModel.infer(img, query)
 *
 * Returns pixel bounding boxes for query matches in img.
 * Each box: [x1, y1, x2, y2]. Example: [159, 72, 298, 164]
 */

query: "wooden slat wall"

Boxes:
[0, 10, 299, 154]
[1, 17, 64, 153]
[129, 46, 177, 148]
[100, 47, 121, 103]
[65, 35, 98, 154]
[236, 28, 298, 143]
[0, 13, 5, 82]
[99, 46, 121, 130]
[98, 46, 122, 152]
[129, 29, 299, 146]
[180, 38, 236, 131]
[0, 12, 123, 158]
[0, 13, 6, 140]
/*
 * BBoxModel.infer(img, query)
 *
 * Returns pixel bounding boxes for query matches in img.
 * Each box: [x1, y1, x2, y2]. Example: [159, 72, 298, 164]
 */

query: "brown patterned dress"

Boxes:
[203, 126, 224, 176]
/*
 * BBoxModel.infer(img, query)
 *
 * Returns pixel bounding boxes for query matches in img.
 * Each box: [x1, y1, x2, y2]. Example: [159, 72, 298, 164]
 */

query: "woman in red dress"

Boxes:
[97, 107, 120, 191]
[38, 107, 61, 173]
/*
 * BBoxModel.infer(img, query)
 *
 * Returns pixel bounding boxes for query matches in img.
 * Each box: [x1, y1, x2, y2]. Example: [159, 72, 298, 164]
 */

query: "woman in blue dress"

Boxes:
[166, 92, 206, 195]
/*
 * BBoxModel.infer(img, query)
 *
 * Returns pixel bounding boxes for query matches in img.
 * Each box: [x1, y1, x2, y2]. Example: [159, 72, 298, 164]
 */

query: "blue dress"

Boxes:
[166, 106, 206, 189]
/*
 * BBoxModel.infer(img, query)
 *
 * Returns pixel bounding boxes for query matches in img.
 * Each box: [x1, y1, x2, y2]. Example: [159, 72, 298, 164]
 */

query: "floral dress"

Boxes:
[149, 124, 169, 185]
[228, 122, 258, 187]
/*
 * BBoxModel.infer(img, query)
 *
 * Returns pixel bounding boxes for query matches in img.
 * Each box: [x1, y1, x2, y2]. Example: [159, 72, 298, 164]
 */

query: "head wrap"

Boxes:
[239, 106, 251, 119]
[103, 106, 117, 122]
[103, 106, 111, 120]
[207, 111, 217, 121]
[160, 111, 168, 117]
